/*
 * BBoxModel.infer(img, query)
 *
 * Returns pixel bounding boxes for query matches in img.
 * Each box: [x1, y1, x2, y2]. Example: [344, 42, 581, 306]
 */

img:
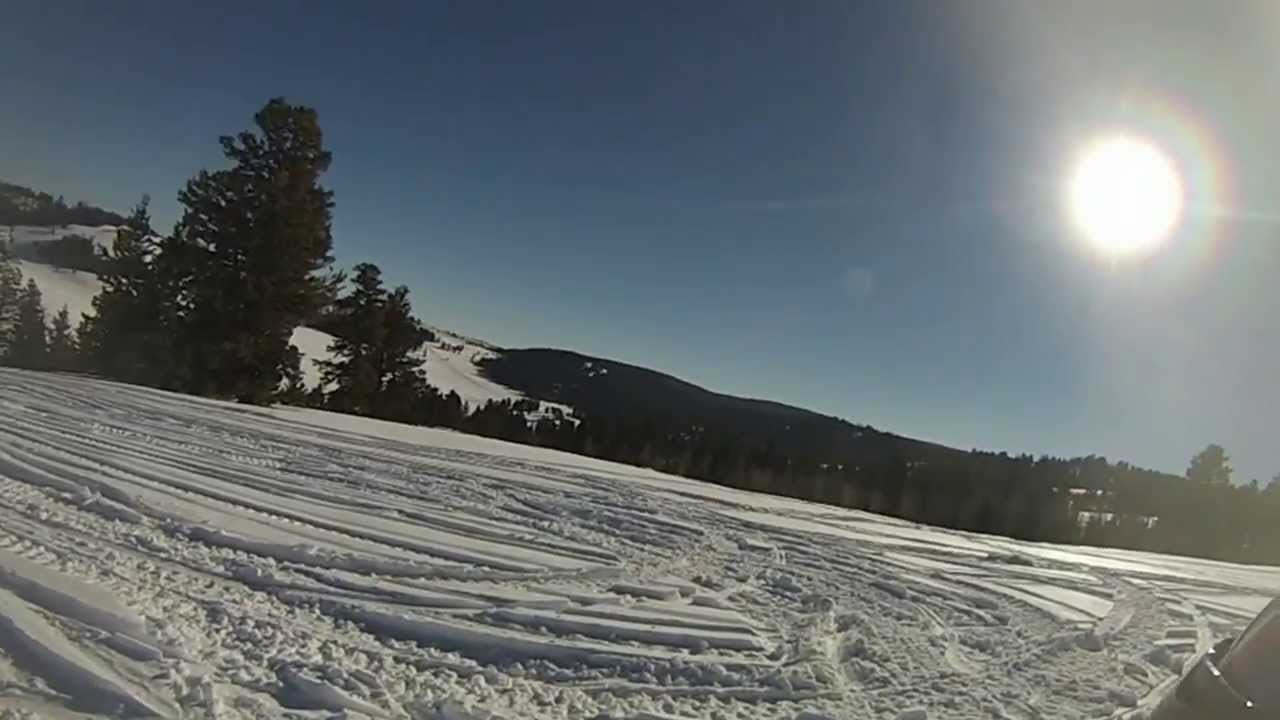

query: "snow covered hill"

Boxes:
[9, 250, 566, 416]
[420, 329, 573, 419]
[13, 259, 102, 321]
[4, 223, 119, 251]
[0, 369, 1275, 719]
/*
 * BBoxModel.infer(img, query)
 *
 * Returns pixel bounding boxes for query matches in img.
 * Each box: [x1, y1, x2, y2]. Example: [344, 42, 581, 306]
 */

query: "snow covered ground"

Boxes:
[421, 332, 509, 410]
[0, 370, 1277, 719]
[291, 326, 573, 419]
[9, 249, 571, 418]
[289, 325, 514, 407]
[419, 329, 574, 420]
[13, 260, 101, 321]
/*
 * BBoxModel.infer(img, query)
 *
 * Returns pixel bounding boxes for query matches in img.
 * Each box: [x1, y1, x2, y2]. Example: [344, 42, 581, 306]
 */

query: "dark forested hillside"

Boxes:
[483, 347, 961, 465]
[479, 347, 1280, 565]
[0, 181, 127, 228]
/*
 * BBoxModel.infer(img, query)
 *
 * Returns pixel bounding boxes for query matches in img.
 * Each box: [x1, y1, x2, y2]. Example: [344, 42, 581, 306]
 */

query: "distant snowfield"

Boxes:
[4, 223, 119, 251]
[10, 242, 561, 415]
[1, 371, 1277, 719]
[290, 326, 547, 412]
[13, 260, 101, 321]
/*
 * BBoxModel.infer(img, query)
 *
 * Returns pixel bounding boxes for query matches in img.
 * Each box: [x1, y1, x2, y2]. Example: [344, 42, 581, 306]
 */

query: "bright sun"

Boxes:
[1068, 135, 1183, 257]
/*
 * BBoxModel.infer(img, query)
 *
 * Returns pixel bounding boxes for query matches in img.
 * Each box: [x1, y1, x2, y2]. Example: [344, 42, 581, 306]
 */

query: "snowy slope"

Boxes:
[293, 325, 573, 416]
[424, 329, 507, 408]
[290, 325, 524, 408]
[424, 328, 574, 417]
[13, 259, 102, 321]
[1, 370, 1277, 719]
[11, 252, 566, 415]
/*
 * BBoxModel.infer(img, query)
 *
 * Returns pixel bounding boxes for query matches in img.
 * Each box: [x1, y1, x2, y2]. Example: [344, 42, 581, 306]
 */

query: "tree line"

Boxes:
[9, 233, 106, 274]
[0, 261, 78, 373]
[422, 402, 1280, 565]
[0, 181, 126, 229]
[0, 99, 506, 433]
[0, 98, 1276, 566]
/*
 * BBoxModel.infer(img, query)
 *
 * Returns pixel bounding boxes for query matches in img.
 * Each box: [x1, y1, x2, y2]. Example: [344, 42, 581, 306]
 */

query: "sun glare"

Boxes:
[1068, 135, 1183, 257]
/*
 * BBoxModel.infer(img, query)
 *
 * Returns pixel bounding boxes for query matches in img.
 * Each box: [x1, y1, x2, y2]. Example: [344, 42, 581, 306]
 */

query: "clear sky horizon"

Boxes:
[4, 2, 1278, 482]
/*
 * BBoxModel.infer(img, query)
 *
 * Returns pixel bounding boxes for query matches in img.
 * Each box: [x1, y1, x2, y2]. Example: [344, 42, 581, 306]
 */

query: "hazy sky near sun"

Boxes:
[3, 1, 1279, 481]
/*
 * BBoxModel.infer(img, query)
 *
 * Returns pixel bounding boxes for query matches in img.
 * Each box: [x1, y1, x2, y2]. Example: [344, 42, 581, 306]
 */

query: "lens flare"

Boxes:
[1068, 135, 1183, 257]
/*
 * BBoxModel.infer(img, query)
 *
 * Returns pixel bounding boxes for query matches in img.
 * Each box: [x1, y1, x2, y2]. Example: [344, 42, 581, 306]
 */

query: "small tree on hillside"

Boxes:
[372, 285, 432, 419]
[0, 247, 21, 356]
[319, 263, 430, 419]
[39, 233, 99, 273]
[320, 263, 385, 413]
[47, 306, 77, 372]
[1188, 444, 1233, 486]
[78, 197, 182, 386]
[5, 279, 47, 369]
[434, 389, 466, 428]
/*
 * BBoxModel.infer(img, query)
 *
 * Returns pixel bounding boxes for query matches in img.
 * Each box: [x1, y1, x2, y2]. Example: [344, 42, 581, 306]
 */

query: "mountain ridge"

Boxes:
[480, 346, 969, 469]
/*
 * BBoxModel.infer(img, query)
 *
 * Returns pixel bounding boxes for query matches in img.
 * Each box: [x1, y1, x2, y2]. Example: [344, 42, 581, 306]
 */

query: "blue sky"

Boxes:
[4, 1, 1279, 482]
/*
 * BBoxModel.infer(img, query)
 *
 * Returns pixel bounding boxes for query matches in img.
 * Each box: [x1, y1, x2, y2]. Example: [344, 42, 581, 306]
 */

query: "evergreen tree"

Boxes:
[0, 246, 21, 357]
[276, 344, 308, 406]
[173, 98, 338, 403]
[320, 263, 388, 414]
[319, 263, 430, 419]
[372, 286, 431, 419]
[38, 233, 100, 273]
[6, 279, 47, 369]
[434, 390, 465, 427]
[1187, 444, 1232, 486]
[47, 305, 77, 372]
[78, 197, 182, 386]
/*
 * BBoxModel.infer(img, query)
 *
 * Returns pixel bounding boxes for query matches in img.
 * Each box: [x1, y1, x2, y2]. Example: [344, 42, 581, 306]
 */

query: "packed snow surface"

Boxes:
[0, 370, 1277, 719]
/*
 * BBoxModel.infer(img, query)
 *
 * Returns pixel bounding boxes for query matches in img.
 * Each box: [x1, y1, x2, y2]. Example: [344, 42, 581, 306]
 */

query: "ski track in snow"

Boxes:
[0, 370, 1279, 719]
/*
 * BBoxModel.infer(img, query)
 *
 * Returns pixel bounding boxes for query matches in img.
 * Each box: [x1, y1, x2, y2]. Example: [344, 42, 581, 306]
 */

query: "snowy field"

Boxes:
[12, 260, 101, 322]
[0, 370, 1277, 719]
